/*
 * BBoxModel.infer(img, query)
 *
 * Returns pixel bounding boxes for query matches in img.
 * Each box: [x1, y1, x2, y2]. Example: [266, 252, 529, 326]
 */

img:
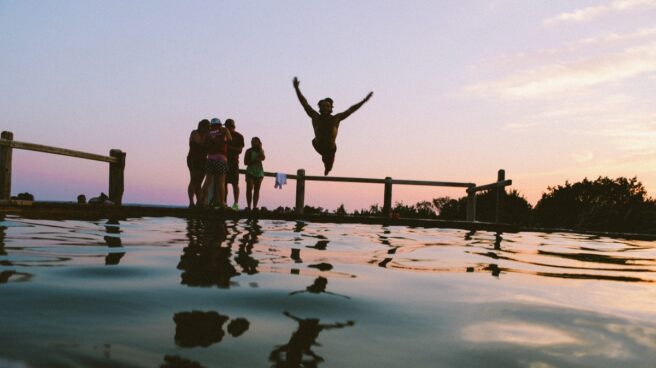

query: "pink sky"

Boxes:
[1, 1, 655, 211]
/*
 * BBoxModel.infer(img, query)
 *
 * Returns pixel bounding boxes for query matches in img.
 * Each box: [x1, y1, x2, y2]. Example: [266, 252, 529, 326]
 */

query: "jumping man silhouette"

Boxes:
[293, 77, 373, 175]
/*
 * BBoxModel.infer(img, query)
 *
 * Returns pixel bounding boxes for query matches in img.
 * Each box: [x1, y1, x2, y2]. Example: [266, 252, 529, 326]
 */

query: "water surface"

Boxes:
[1, 216, 655, 367]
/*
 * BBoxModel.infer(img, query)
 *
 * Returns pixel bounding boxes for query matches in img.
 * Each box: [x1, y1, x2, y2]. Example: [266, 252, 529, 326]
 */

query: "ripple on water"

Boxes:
[0, 216, 655, 367]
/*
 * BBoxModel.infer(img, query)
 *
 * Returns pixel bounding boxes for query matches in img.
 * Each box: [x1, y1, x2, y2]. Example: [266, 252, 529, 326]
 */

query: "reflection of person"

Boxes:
[244, 137, 265, 210]
[236, 220, 261, 275]
[178, 219, 239, 287]
[293, 77, 373, 175]
[269, 311, 354, 368]
[289, 276, 350, 299]
[187, 119, 210, 208]
[199, 118, 232, 208]
[173, 311, 229, 347]
[224, 119, 244, 210]
[161, 355, 205, 368]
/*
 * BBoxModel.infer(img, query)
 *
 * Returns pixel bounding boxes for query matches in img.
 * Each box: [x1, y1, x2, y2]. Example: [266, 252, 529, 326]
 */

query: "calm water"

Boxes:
[1, 216, 655, 368]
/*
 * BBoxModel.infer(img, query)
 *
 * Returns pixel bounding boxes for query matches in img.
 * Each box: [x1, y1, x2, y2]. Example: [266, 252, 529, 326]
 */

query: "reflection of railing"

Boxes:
[0, 131, 125, 204]
[240, 168, 512, 222]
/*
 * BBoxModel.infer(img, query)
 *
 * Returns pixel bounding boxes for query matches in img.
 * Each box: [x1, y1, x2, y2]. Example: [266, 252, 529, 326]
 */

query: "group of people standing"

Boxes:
[187, 118, 265, 210]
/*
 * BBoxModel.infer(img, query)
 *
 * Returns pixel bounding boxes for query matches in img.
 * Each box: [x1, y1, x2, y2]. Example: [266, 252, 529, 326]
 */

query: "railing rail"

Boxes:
[0, 131, 125, 204]
[239, 168, 511, 222]
[0, 140, 119, 163]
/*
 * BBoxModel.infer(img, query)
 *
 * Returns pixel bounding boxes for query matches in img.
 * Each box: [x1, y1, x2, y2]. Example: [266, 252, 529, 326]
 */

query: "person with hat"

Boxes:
[199, 118, 232, 208]
[292, 76, 373, 176]
[224, 119, 244, 210]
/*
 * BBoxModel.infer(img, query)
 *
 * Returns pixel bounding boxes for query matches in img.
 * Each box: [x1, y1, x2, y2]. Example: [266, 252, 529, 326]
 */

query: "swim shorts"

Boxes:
[226, 160, 239, 184]
[205, 159, 228, 175]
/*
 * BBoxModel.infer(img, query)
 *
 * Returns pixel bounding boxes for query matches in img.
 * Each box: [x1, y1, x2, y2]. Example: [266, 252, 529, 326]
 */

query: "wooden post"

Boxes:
[466, 185, 477, 222]
[295, 169, 305, 215]
[383, 177, 393, 217]
[0, 131, 13, 200]
[495, 169, 505, 223]
[108, 149, 125, 205]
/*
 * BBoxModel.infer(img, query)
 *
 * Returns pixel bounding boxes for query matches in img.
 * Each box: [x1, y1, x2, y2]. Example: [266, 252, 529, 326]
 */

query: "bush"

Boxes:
[531, 176, 656, 233]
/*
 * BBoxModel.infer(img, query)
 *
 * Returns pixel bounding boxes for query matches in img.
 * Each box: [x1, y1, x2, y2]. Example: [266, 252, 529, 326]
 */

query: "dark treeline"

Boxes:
[267, 176, 656, 234]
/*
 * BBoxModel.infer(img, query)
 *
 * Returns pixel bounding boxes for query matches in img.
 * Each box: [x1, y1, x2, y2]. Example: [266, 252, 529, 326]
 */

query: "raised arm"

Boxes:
[336, 91, 373, 121]
[293, 77, 319, 119]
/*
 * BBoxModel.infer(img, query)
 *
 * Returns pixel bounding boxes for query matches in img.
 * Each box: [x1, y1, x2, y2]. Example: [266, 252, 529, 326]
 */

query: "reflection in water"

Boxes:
[235, 220, 261, 275]
[294, 221, 307, 233]
[178, 219, 239, 288]
[290, 277, 350, 299]
[104, 219, 124, 265]
[291, 248, 303, 263]
[227, 318, 250, 337]
[173, 311, 249, 348]
[306, 240, 329, 251]
[270, 311, 354, 368]
[161, 355, 205, 368]
[0, 270, 31, 283]
[308, 263, 332, 271]
[462, 321, 579, 347]
[494, 232, 502, 250]
[0, 217, 6, 256]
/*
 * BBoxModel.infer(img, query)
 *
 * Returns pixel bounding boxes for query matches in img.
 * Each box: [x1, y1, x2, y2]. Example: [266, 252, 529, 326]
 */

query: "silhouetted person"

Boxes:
[187, 119, 210, 208]
[269, 311, 354, 368]
[293, 77, 373, 175]
[199, 118, 232, 208]
[244, 137, 265, 210]
[224, 119, 244, 209]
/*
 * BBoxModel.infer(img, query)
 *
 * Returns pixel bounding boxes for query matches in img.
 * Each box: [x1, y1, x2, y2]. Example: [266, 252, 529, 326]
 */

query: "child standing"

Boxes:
[244, 137, 265, 210]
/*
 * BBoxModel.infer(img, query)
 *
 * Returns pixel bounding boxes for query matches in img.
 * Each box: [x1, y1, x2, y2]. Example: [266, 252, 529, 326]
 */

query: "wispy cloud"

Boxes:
[543, 0, 656, 26]
[468, 42, 656, 99]
[598, 117, 656, 153]
[570, 151, 595, 163]
[503, 95, 637, 130]
[571, 27, 656, 47]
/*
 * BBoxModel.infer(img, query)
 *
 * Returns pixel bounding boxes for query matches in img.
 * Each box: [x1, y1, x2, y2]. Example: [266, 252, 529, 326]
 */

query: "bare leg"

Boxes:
[232, 183, 240, 206]
[187, 170, 195, 206]
[190, 170, 204, 206]
[194, 172, 204, 205]
[199, 174, 214, 208]
[217, 174, 227, 207]
[246, 177, 253, 209]
[253, 177, 262, 209]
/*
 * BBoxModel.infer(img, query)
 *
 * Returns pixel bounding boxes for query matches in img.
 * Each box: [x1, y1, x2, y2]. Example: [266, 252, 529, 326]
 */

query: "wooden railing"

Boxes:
[240, 168, 512, 222]
[0, 130, 510, 222]
[0, 131, 126, 204]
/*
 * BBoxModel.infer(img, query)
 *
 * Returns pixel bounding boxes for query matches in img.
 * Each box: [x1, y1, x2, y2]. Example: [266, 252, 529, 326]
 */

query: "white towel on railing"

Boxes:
[275, 173, 287, 189]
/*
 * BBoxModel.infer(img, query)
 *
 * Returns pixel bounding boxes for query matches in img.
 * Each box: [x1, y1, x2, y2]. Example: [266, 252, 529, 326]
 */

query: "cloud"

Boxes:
[503, 95, 637, 130]
[598, 118, 656, 153]
[571, 27, 656, 47]
[543, 0, 656, 25]
[570, 151, 595, 163]
[467, 42, 656, 99]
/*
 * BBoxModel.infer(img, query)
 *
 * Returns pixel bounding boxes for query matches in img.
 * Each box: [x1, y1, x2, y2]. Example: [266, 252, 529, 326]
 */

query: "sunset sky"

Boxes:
[1, 0, 655, 211]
